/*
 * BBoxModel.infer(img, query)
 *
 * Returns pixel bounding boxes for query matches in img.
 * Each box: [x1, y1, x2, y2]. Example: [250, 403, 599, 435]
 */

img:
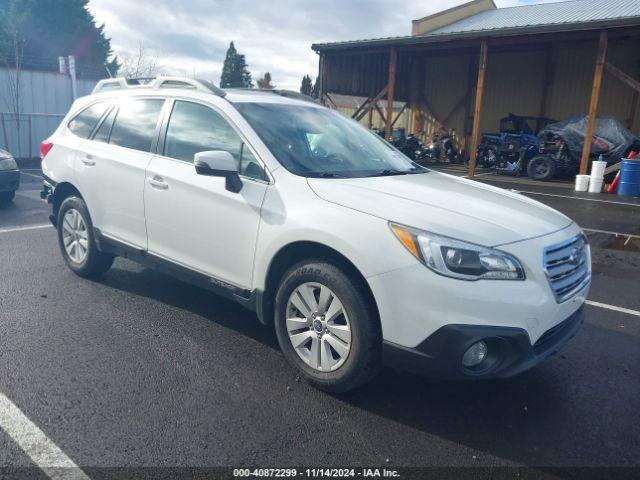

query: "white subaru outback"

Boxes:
[40, 77, 590, 392]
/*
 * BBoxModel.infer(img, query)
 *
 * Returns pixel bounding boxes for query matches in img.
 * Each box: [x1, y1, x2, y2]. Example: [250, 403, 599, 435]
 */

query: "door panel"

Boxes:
[75, 98, 165, 248]
[78, 140, 153, 248]
[144, 156, 267, 288]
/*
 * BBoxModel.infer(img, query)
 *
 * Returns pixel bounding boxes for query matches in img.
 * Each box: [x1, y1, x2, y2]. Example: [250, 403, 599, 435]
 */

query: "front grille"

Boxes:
[543, 234, 591, 303]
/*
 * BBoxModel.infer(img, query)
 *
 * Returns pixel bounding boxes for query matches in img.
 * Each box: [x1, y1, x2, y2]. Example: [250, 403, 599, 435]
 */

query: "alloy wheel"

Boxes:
[286, 282, 352, 372]
[62, 208, 89, 264]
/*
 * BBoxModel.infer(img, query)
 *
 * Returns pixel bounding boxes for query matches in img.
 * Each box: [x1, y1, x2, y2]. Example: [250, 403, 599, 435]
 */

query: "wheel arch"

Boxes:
[256, 241, 380, 328]
[51, 182, 84, 222]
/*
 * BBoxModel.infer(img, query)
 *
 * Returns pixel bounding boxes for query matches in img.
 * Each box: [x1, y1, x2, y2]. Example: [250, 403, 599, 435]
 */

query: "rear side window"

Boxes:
[67, 102, 109, 138]
[163, 100, 266, 180]
[109, 99, 164, 152]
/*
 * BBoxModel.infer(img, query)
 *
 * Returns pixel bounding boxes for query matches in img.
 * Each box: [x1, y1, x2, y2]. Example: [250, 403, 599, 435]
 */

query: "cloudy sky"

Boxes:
[88, 0, 565, 90]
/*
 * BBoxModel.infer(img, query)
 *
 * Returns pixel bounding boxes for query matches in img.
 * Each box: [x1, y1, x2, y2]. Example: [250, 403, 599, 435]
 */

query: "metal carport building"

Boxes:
[312, 0, 640, 177]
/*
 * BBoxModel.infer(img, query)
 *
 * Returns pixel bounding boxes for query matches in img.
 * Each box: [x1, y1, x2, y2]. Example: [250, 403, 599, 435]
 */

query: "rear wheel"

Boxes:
[0, 191, 15, 206]
[57, 196, 114, 277]
[527, 155, 556, 181]
[274, 261, 381, 393]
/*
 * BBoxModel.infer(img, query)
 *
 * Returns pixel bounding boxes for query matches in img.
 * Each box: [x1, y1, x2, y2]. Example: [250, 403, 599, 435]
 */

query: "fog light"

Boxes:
[462, 341, 488, 367]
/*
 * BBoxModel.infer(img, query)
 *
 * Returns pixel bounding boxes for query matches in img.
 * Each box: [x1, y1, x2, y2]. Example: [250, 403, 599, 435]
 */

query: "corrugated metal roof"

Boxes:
[313, 0, 640, 51]
[429, 0, 640, 35]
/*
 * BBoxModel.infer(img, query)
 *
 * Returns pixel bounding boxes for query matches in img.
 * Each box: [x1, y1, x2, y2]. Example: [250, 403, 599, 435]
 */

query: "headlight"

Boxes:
[0, 157, 17, 171]
[389, 223, 525, 281]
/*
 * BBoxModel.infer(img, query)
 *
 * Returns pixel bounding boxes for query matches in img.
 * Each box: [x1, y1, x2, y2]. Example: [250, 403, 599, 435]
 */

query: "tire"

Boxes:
[0, 191, 15, 206]
[274, 260, 381, 393]
[527, 155, 556, 181]
[57, 196, 114, 278]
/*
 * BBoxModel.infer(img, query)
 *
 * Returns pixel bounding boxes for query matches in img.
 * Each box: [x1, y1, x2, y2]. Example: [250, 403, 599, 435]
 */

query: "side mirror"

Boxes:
[194, 150, 243, 193]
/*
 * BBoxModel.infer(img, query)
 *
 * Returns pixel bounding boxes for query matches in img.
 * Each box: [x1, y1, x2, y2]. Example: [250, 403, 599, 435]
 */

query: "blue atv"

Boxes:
[472, 114, 556, 174]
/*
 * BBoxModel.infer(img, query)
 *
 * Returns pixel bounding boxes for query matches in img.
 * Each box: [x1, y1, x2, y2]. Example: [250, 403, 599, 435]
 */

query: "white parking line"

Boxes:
[510, 189, 640, 207]
[0, 224, 52, 234]
[586, 300, 640, 317]
[0, 393, 90, 480]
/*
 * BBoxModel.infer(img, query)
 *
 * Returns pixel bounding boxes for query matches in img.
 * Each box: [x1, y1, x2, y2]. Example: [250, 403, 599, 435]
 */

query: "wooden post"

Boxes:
[368, 100, 374, 129]
[467, 40, 488, 178]
[385, 48, 397, 141]
[318, 54, 327, 106]
[579, 30, 608, 175]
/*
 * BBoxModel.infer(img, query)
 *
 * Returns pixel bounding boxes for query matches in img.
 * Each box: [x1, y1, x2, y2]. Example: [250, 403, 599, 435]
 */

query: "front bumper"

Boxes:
[0, 169, 20, 192]
[383, 306, 584, 379]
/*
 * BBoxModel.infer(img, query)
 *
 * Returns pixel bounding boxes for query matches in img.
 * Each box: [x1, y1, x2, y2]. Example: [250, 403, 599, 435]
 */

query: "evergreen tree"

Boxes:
[310, 75, 320, 99]
[220, 41, 253, 88]
[0, 0, 118, 77]
[257, 72, 274, 89]
[300, 74, 312, 96]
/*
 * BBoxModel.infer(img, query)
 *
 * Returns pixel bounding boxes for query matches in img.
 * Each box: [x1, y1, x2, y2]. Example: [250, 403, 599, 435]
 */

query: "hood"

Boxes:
[307, 171, 572, 247]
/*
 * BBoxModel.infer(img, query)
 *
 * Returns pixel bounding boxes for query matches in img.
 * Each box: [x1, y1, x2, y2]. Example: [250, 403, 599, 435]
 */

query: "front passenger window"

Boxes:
[164, 101, 266, 181]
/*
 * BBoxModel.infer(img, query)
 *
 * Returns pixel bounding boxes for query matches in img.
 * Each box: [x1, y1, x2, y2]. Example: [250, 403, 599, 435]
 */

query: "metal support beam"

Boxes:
[580, 30, 608, 176]
[467, 40, 488, 178]
[385, 48, 397, 141]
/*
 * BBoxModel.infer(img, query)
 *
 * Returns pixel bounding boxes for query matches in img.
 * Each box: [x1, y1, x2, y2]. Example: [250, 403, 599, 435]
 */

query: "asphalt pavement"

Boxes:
[0, 170, 638, 478]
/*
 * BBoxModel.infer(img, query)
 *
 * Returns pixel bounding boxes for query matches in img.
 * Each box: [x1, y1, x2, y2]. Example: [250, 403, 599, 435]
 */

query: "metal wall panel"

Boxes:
[0, 68, 96, 159]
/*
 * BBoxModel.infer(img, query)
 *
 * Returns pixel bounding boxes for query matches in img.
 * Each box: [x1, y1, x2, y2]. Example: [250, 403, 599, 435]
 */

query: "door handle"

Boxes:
[80, 154, 95, 166]
[148, 176, 169, 190]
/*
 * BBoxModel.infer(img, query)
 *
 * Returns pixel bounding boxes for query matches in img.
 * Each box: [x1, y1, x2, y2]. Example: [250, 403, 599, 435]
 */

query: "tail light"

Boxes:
[40, 140, 53, 159]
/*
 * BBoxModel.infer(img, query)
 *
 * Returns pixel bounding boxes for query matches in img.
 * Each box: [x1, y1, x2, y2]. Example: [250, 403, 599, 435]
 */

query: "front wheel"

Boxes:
[527, 155, 556, 181]
[57, 196, 114, 278]
[274, 261, 381, 393]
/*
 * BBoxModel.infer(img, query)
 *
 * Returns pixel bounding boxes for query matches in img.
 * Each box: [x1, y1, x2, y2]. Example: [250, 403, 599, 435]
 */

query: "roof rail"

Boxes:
[92, 76, 226, 97]
[271, 89, 317, 103]
[228, 88, 317, 103]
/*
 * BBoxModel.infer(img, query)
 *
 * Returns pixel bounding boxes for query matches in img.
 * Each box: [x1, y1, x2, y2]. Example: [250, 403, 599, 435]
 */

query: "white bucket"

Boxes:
[575, 175, 590, 191]
[590, 160, 607, 179]
[588, 177, 604, 193]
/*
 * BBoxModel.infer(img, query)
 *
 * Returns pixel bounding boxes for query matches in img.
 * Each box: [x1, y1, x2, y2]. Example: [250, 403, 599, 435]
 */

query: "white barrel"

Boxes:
[575, 175, 590, 191]
[590, 160, 607, 179]
[588, 177, 604, 193]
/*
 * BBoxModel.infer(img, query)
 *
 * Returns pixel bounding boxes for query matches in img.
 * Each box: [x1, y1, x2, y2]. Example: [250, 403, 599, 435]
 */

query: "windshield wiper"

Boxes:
[307, 172, 345, 178]
[371, 169, 410, 177]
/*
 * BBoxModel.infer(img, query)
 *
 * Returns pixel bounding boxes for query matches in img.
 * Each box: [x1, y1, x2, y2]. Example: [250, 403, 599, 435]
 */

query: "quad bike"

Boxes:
[472, 114, 554, 170]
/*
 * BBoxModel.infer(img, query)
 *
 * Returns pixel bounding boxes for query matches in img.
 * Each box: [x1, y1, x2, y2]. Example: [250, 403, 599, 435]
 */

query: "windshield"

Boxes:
[235, 103, 426, 178]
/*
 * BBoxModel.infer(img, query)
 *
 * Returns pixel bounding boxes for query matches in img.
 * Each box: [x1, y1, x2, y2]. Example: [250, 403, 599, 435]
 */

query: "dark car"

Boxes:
[0, 148, 20, 205]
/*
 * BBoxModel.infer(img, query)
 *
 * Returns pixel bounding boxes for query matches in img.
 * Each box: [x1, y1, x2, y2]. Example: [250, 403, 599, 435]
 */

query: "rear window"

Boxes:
[109, 99, 164, 152]
[67, 102, 109, 138]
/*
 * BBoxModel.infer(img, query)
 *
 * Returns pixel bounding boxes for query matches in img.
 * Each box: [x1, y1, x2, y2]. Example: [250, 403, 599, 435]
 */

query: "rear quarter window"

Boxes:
[109, 99, 165, 152]
[67, 102, 109, 138]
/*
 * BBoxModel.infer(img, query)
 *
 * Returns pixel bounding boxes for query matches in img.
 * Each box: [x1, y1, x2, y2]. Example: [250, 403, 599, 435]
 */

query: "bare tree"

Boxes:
[118, 44, 162, 79]
[0, 1, 29, 158]
[257, 72, 275, 89]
